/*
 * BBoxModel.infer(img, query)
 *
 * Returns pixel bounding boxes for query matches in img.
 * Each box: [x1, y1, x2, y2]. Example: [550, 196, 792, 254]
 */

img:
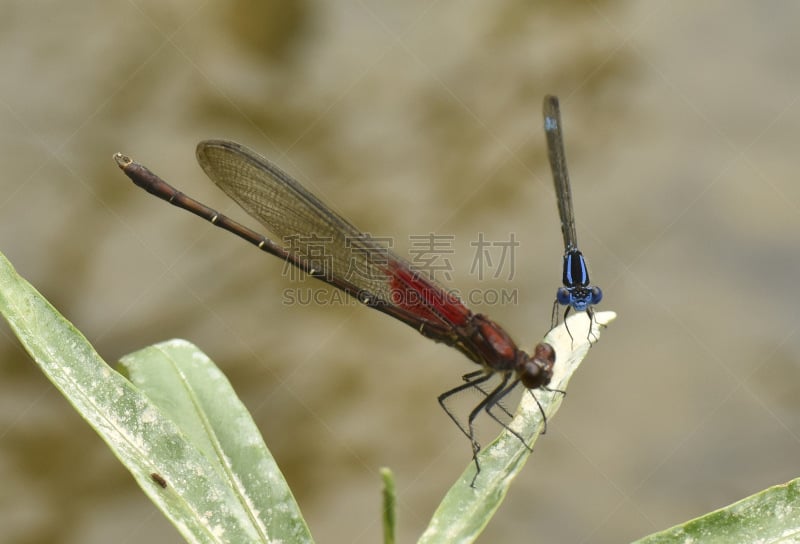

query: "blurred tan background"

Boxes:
[2, 1, 800, 542]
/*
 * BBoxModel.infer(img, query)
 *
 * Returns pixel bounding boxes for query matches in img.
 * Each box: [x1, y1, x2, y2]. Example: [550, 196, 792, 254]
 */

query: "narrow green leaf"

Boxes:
[634, 477, 800, 544]
[419, 310, 616, 544]
[0, 252, 313, 543]
[381, 467, 397, 544]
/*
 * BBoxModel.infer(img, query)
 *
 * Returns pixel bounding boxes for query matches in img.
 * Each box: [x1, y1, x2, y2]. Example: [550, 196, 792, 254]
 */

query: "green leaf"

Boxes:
[633, 477, 800, 544]
[380, 467, 397, 544]
[418, 310, 617, 544]
[119, 340, 313, 543]
[0, 251, 312, 544]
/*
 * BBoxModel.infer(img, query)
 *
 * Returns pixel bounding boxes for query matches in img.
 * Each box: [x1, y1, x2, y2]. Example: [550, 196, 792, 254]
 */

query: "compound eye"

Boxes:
[556, 287, 571, 305]
[521, 360, 551, 389]
[519, 343, 555, 389]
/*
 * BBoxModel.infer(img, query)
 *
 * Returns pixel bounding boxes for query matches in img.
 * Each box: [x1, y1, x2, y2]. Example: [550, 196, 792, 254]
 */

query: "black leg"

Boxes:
[526, 389, 549, 434]
[586, 307, 600, 343]
[461, 369, 486, 382]
[483, 379, 532, 449]
[550, 299, 560, 329]
[466, 374, 516, 420]
[463, 373, 513, 487]
[438, 371, 495, 443]
[563, 306, 574, 346]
